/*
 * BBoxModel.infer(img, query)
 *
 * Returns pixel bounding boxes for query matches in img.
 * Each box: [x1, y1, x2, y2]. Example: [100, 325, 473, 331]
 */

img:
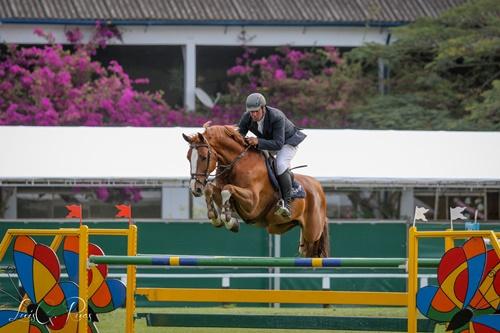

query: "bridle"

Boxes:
[189, 140, 252, 186]
[189, 142, 215, 186]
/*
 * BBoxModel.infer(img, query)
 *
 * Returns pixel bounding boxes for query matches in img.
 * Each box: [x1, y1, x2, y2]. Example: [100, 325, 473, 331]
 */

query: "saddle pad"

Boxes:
[291, 181, 306, 199]
[264, 155, 306, 199]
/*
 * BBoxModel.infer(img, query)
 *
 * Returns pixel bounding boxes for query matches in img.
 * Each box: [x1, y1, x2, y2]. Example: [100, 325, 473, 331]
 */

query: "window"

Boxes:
[414, 188, 491, 221]
[448, 194, 486, 220]
[94, 45, 184, 107]
[16, 187, 161, 219]
[191, 195, 208, 220]
[326, 189, 401, 219]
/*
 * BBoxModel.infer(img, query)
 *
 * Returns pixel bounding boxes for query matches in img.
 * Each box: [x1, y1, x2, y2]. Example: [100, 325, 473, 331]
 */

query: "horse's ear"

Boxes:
[182, 133, 192, 143]
[197, 133, 205, 142]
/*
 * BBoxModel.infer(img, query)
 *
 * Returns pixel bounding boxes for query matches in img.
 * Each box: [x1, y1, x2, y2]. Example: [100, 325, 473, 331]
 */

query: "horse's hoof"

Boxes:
[229, 220, 240, 233]
[211, 218, 224, 228]
[208, 210, 217, 220]
[298, 244, 307, 257]
[225, 218, 239, 233]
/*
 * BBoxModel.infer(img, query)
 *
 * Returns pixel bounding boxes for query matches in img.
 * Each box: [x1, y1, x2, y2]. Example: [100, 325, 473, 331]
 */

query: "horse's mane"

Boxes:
[205, 125, 247, 147]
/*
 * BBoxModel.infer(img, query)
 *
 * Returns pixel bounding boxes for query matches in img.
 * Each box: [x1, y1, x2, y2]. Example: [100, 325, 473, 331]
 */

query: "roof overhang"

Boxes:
[0, 18, 407, 28]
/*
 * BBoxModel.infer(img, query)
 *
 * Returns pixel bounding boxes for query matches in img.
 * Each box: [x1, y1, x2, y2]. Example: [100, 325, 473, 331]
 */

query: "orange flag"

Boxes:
[115, 204, 131, 219]
[65, 204, 82, 219]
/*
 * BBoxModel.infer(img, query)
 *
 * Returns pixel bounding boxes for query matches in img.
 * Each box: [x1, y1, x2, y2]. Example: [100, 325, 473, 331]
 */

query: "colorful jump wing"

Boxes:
[46, 312, 98, 333]
[0, 236, 83, 332]
[63, 236, 126, 317]
[472, 249, 500, 311]
[0, 310, 48, 333]
[417, 237, 500, 332]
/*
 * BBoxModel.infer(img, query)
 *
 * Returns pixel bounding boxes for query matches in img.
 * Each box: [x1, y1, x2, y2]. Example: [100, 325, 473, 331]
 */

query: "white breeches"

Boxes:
[275, 144, 298, 175]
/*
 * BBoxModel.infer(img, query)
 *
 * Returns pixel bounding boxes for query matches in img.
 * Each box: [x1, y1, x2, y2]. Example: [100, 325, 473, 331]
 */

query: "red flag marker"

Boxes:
[65, 204, 82, 225]
[115, 204, 133, 225]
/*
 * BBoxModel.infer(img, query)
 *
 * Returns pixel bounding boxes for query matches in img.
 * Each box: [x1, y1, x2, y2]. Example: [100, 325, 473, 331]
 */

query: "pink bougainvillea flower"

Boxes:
[274, 69, 287, 80]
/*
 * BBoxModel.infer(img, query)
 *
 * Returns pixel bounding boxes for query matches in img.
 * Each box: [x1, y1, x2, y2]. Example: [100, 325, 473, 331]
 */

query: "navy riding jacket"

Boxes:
[238, 106, 306, 151]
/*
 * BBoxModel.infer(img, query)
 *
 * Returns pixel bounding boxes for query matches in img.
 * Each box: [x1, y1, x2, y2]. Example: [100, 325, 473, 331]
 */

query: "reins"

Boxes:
[191, 135, 252, 185]
[213, 144, 251, 180]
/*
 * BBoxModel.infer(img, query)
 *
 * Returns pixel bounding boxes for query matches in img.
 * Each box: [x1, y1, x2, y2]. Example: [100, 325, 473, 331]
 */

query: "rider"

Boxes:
[238, 92, 306, 217]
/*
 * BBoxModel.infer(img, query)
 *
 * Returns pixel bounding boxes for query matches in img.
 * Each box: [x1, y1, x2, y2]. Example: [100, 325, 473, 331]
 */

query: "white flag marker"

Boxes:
[413, 206, 429, 227]
[450, 206, 467, 230]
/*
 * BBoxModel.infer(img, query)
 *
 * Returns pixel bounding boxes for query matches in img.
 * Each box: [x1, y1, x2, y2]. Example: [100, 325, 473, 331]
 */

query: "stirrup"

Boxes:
[275, 199, 291, 217]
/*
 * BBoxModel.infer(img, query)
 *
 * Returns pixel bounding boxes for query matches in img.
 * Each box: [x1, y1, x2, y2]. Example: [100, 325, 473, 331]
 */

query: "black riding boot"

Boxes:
[276, 170, 293, 217]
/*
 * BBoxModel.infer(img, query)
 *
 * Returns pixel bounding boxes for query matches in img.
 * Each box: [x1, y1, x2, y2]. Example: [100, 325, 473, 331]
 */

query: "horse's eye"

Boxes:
[200, 156, 207, 161]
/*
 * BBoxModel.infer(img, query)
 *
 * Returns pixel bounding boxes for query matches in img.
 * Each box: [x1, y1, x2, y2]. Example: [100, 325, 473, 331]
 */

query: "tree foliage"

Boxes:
[211, 46, 346, 127]
[343, 0, 500, 130]
[0, 23, 207, 127]
[215, 0, 499, 130]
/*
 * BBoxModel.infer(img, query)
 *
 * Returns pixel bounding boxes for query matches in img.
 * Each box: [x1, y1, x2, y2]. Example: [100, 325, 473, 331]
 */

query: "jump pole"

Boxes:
[89, 255, 440, 268]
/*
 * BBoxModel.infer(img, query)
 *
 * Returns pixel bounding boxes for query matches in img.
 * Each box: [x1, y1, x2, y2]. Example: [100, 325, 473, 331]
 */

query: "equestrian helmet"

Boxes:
[246, 93, 266, 112]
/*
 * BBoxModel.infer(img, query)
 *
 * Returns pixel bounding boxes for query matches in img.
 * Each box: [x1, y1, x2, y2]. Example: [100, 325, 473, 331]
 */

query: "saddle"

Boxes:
[263, 153, 306, 199]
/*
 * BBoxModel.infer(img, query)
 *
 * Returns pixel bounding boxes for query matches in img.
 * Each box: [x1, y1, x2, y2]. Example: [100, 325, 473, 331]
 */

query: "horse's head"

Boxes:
[183, 132, 217, 197]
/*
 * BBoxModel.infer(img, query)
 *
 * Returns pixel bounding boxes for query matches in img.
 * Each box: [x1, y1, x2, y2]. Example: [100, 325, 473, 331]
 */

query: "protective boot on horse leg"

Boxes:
[204, 182, 223, 228]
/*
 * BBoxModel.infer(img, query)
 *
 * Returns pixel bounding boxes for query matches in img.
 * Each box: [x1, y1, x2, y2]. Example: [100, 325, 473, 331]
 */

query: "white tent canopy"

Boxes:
[1, 126, 499, 187]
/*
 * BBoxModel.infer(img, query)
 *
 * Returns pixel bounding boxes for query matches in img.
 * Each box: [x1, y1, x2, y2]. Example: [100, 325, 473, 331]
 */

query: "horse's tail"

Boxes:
[315, 218, 330, 257]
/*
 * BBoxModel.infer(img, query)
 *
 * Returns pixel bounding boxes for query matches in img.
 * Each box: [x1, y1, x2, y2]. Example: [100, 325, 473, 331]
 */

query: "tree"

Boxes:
[211, 46, 346, 127]
[0, 23, 211, 204]
[0, 23, 207, 127]
[343, 0, 500, 130]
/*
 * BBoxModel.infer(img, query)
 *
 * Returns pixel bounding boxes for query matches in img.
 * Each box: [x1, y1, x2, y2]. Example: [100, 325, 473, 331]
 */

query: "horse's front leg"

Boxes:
[204, 182, 223, 228]
[222, 184, 260, 217]
[220, 184, 262, 232]
[220, 187, 240, 233]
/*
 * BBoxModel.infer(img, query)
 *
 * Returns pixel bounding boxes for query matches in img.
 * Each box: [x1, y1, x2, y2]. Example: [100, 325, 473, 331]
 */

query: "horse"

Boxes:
[183, 124, 329, 257]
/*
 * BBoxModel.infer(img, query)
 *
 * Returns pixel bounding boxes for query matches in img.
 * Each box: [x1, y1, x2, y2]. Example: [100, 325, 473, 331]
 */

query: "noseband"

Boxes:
[190, 142, 214, 186]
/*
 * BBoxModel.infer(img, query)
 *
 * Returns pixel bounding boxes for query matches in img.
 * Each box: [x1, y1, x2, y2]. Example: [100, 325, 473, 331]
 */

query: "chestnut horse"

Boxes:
[183, 125, 329, 257]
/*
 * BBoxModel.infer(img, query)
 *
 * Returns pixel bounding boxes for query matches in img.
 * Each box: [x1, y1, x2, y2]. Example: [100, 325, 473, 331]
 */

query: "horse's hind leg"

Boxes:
[298, 229, 306, 256]
[204, 183, 223, 228]
[298, 229, 317, 257]
[299, 221, 330, 257]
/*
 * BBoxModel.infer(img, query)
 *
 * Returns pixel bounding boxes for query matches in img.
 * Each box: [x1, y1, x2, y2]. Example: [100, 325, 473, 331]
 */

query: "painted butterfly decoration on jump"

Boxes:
[0, 236, 80, 333]
[0, 235, 126, 333]
[417, 237, 500, 332]
[63, 236, 126, 331]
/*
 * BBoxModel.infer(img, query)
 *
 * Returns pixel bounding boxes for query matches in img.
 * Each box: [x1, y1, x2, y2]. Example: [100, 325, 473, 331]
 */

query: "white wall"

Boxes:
[162, 186, 190, 219]
[0, 24, 389, 47]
